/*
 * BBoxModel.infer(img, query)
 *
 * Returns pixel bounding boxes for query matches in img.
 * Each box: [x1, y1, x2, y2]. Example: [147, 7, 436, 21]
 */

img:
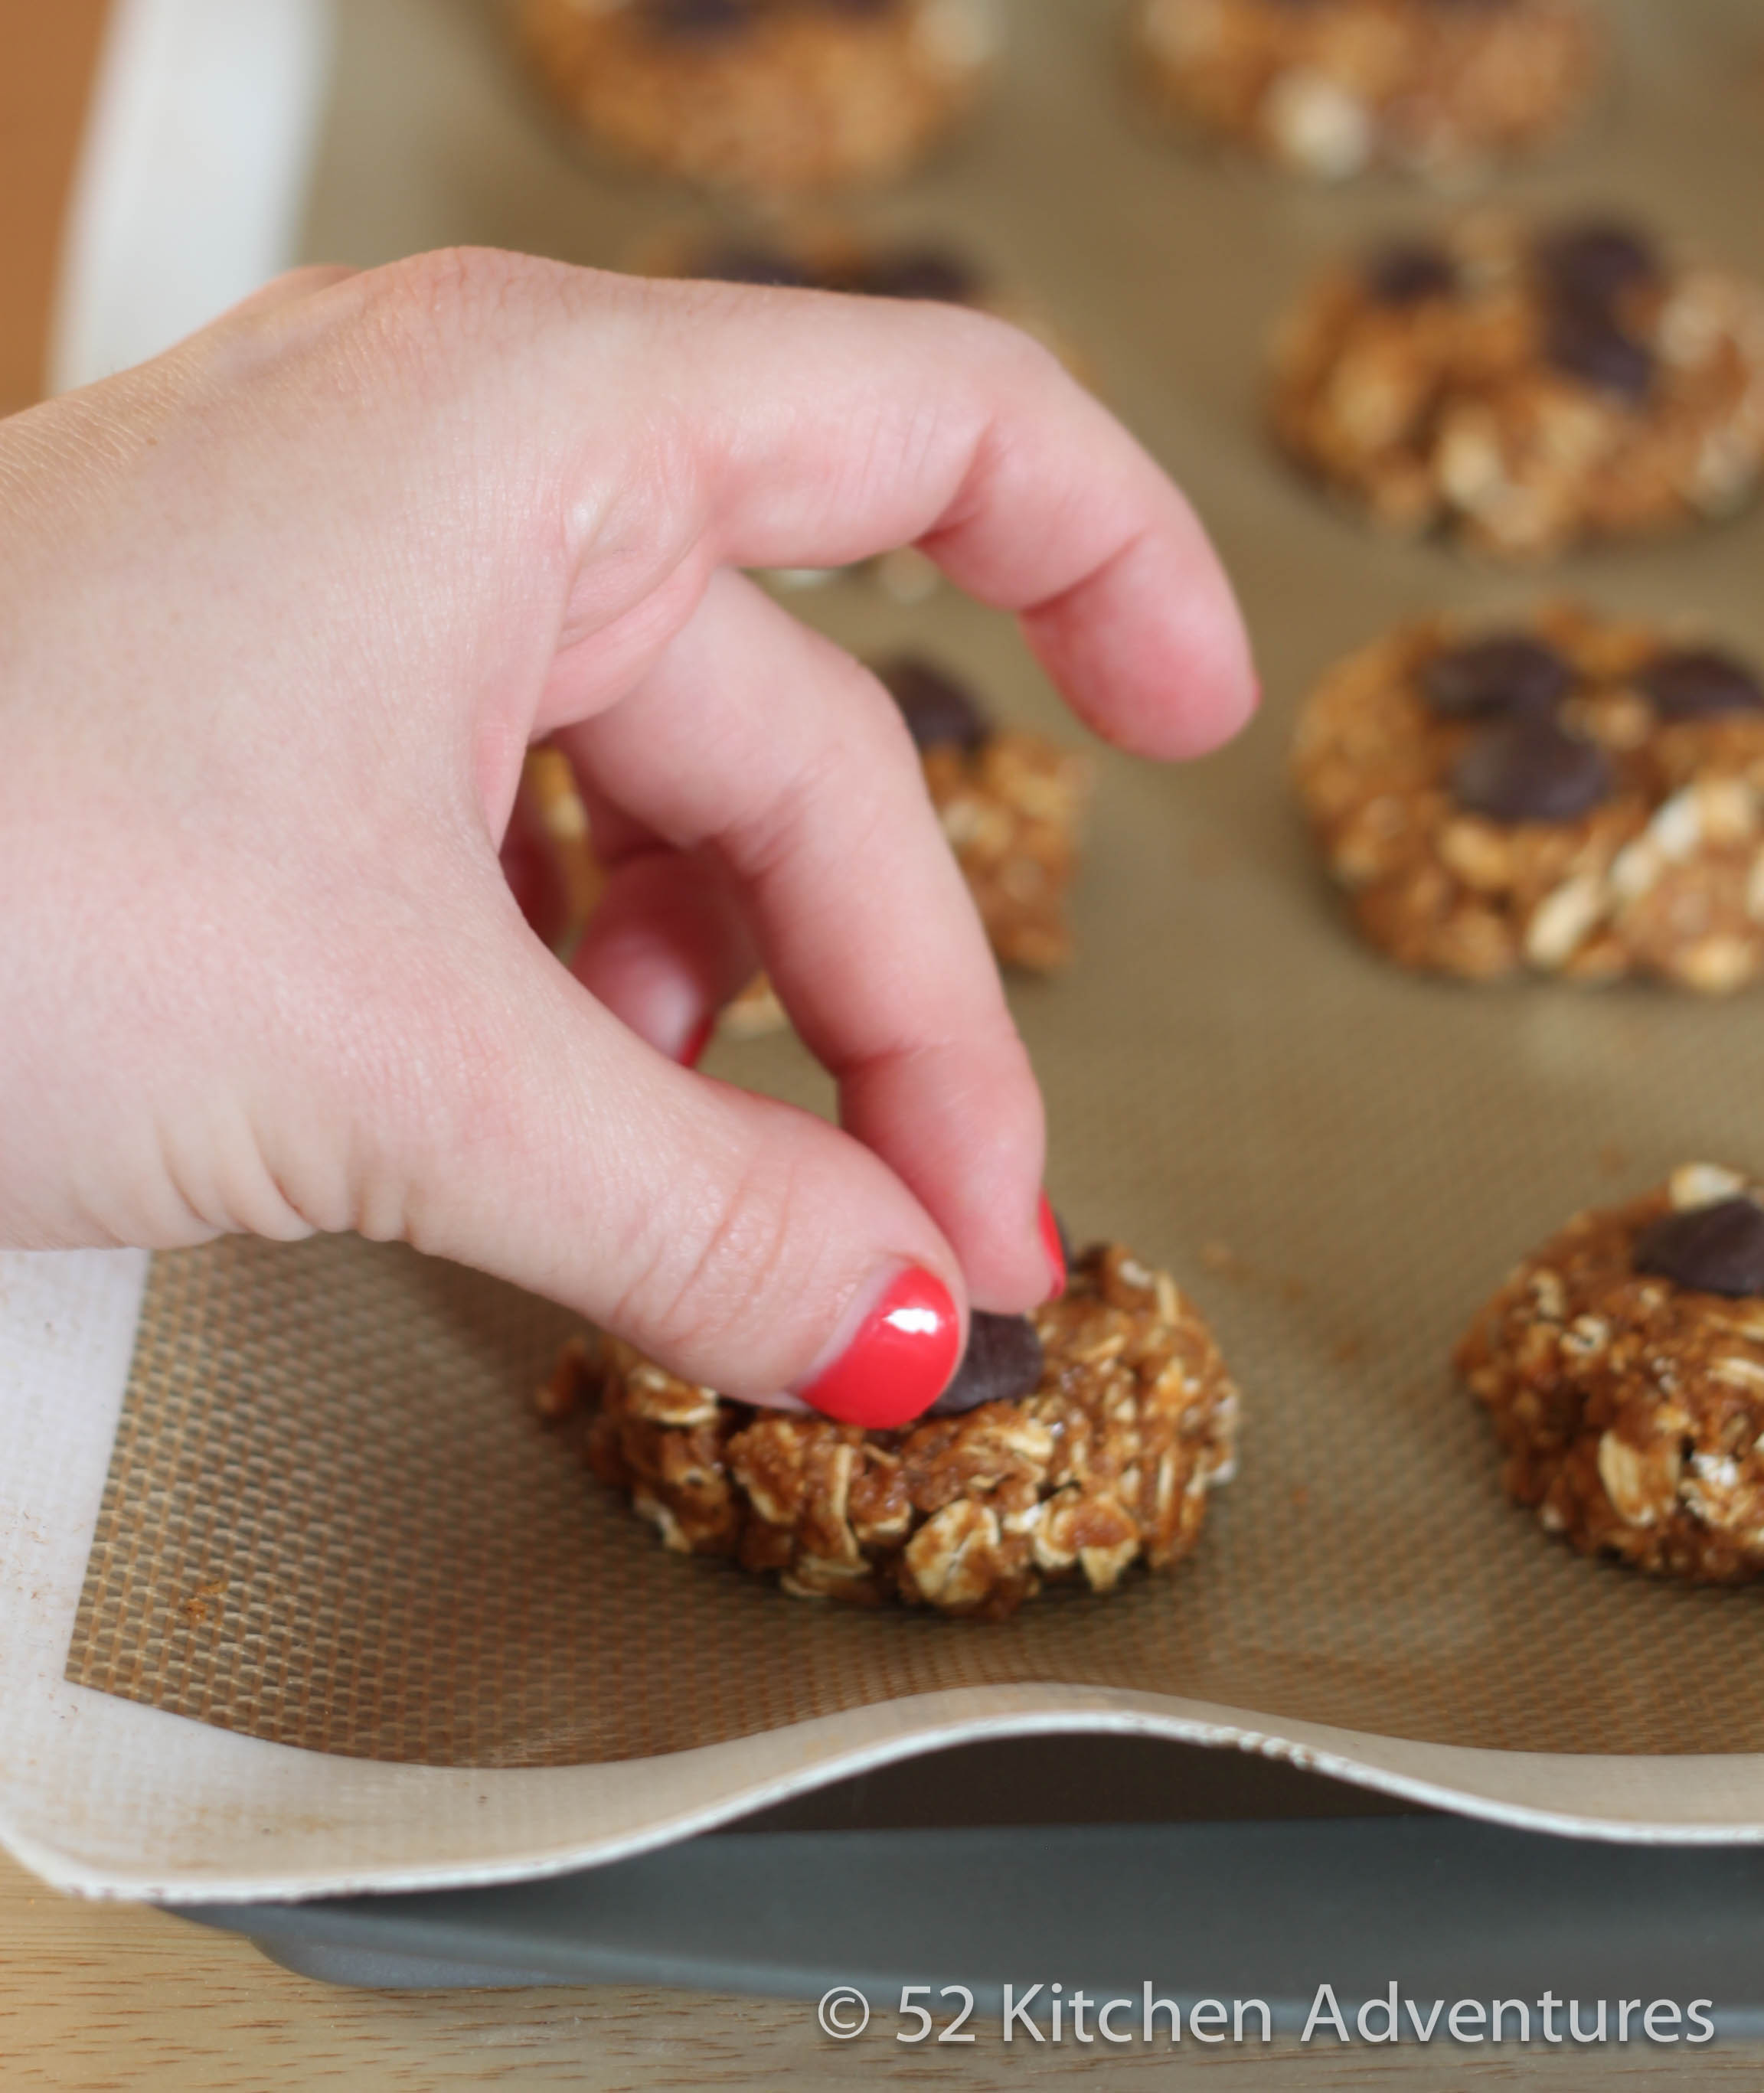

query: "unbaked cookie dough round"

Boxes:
[515, 0, 1000, 195]
[1269, 217, 1764, 559]
[1130, 0, 1599, 182]
[541, 1242, 1240, 1618]
[1292, 605, 1764, 991]
[644, 224, 1086, 373]
[1459, 1165, 1764, 1583]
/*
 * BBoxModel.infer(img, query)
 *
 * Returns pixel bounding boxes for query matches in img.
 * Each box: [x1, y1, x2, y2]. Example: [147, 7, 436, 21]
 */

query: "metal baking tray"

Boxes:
[175, 1736, 1764, 2035]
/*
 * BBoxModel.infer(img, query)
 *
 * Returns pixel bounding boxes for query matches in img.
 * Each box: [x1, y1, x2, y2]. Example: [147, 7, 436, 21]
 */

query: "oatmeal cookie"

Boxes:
[885, 657, 1092, 974]
[514, 0, 999, 196]
[1459, 1165, 1764, 1582]
[1131, 0, 1598, 183]
[716, 655, 1092, 1039]
[1269, 217, 1764, 559]
[1292, 605, 1764, 991]
[541, 1242, 1240, 1618]
[647, 226, 1085, 373]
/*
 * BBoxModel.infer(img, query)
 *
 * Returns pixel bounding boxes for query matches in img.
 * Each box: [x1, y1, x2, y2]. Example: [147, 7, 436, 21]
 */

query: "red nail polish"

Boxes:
[678, 1016, 714, 1070]
[798, 1268, 961, 1430]
[1038, 1191, 1067, 1301]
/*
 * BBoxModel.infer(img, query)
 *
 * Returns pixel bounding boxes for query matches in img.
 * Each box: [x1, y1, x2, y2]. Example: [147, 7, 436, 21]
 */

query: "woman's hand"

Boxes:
[0, 251, 1253, 1422]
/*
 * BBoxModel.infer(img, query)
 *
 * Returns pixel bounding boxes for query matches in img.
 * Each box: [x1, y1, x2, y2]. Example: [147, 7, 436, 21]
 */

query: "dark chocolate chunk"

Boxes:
[928, 1311, 1046, 1416]
[1640, 646, 1764, 721]
[875, 655, 991, 753]
[854, 247, 983, 305]
[1421, 635, 1573, 721]
[1366, 243, 1459, 308]
[1536, 222, 1662, 311]
[1544, 305, 1653, 402]
[640, 0, 754, 34]
[1633, 1197, 1764, 1300]
[1450, 720, 1614, 824]
[689, 243, 817, 289]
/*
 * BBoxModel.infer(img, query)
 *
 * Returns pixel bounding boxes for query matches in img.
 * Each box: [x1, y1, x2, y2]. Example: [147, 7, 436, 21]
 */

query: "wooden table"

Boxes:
[0, 1846, 1750, 2091]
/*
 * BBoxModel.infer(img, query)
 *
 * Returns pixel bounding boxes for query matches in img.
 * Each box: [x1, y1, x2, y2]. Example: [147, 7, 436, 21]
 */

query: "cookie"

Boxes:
[1131, 0, 1599, 181]
[884, 656, 1092, 973]
[515, 0, 999, 196]
[714, 655, 1091, 1040]
[1269, 216, 1764, 559]
[1458, 1165, 1764, 1584]
[648, 226, 1085, 372]
[1292, 606, 1764, 991]
[541, 1242, 1240, 1618]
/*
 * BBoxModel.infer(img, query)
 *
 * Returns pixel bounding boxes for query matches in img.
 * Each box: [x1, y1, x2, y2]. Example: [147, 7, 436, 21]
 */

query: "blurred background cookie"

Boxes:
[1459, 1164, 1764, 1583]
[514, 0, 1001, 196]
[722, 654, 1093, 1037]
[1269, 215, 1764, 559]
[543, 1239, 1241, 1618]
[1129, 0, 1600, 183]
[1292, 604, 1764, 991]
[644, 222, 1086, 371]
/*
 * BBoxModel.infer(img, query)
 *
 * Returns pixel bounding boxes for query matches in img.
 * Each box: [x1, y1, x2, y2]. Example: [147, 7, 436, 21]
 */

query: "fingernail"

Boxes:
[678, 1016, 714, 1070]
[1038, 1190, 1067, 1301]
[795, 1265, 962, 1429]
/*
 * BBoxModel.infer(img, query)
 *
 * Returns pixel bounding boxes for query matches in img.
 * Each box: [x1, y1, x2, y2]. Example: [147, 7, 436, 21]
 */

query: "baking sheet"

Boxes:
[9, 0, 1764, 1899]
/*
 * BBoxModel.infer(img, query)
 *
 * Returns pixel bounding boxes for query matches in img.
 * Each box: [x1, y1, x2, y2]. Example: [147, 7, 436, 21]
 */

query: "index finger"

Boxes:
[529, 268, 1259, 760]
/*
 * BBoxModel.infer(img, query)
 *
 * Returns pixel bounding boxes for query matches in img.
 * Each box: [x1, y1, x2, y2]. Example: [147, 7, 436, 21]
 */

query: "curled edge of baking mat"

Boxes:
[17, 1690, 1764, 1905]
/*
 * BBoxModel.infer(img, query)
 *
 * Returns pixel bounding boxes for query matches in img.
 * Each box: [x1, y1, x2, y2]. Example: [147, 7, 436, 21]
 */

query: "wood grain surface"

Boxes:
[0, 1847, 1751, 2091]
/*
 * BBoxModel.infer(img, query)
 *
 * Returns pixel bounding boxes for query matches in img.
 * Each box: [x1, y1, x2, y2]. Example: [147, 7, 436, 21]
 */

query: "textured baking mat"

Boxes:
[62, 0, 1764, 1775]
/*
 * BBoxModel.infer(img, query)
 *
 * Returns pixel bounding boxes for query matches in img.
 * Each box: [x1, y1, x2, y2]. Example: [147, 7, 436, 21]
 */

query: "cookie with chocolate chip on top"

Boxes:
[540, 1242, 1240, 1618]
[1129, 0, 1599, 183]
[514, 0, 1000, 195]
[644, 225, 1086, 377]
[717, 654, 1093, 1041]
[1458, 1166, 1764, 1583]
[1268, 215, 1764, 559]
[1292, 605, 1764, 991]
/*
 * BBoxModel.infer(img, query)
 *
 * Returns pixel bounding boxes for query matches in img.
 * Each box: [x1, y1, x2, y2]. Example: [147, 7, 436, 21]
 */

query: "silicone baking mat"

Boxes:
[64, 0, 1764, 1772]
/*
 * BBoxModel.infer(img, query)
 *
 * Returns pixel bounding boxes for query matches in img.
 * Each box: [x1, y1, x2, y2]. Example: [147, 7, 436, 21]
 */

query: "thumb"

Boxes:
[378, 920, 969, 1429]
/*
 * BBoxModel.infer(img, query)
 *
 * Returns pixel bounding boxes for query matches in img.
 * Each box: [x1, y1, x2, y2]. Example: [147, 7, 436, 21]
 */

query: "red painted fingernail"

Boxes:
[1038, 1190, 1067, 1301]
[795, 1267, 962, 1429]
[678, 1016, 714, 1070]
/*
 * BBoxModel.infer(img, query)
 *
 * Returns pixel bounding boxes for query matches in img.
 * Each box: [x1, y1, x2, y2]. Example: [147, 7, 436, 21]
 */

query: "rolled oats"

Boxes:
[547, 1243, 1240, 1618]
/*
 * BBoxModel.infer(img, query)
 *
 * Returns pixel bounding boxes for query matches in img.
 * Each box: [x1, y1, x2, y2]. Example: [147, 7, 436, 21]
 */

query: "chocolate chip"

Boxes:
[1421, 635, 1573, 721]
[927, 1312, 1045, 1417]
[1450, 720, 1614, 824]
[1544, 305, 1653, 403]
[690, 243, 817, 289]
[1634, 1197, 1764, 1300]
[854, 247, 982, 305]
[875, 655, 991, 753]
[1640, 647, 1764, 721]
[1366, 243, 1459, 308]
[1536, 222, 1662, 311]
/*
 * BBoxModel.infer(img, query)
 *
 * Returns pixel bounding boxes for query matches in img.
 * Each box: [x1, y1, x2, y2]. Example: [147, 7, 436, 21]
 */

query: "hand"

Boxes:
[0, 250, 1253, 1422]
